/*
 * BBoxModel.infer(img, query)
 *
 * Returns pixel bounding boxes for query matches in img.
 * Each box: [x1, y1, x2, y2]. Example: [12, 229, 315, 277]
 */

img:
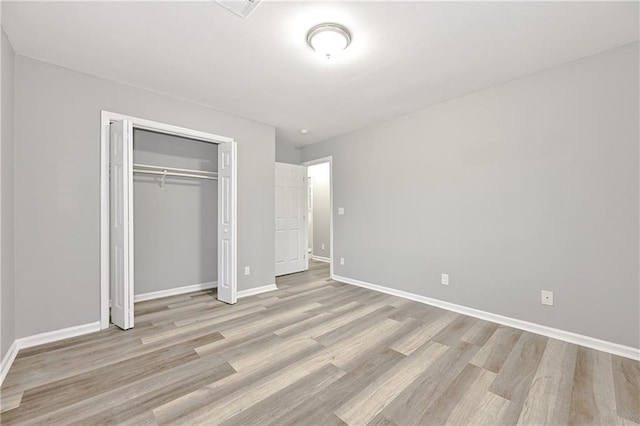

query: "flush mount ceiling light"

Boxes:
[307, 23, 352, 59]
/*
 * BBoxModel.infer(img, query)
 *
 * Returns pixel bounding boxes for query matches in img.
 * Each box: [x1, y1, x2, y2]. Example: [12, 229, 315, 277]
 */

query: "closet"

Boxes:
[105, 115, 237, 331]
[132, 129, 218, 302]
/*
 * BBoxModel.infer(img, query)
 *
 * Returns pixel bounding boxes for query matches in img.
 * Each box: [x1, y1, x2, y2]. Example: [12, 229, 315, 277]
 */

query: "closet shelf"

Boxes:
[133, 163, 218, 181]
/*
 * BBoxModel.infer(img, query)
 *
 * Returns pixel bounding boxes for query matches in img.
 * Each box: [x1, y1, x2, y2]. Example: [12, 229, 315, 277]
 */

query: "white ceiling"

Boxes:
[3, 1, 638, 147]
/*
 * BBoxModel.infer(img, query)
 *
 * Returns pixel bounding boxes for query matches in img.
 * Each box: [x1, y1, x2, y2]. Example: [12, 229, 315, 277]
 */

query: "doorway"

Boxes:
[100, 111, 238, 330]
[274, 157, 333, 278]
[306, 161, 331, 265]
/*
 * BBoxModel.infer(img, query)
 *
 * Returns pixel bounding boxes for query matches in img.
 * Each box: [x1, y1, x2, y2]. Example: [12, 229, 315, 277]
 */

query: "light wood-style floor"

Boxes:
[1, 260, 638, 425]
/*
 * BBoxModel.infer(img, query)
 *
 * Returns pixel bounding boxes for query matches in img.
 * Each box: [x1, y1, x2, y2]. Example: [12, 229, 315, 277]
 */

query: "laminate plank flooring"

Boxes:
[1, 260, 638, 425]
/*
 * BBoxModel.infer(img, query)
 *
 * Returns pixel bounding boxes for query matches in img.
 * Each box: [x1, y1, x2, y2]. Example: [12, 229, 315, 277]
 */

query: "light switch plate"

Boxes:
[441, 273, 449, 285]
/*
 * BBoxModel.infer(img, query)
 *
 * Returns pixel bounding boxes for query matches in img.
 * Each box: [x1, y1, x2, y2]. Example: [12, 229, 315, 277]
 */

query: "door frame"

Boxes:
[99, 111, 236, 330]
[301, 156, 333, 278]
[307, 176, 313, 255]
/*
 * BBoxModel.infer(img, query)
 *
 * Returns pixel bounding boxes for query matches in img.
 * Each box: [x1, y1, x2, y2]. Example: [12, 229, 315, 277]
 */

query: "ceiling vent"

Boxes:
[215, 0, 262, 18]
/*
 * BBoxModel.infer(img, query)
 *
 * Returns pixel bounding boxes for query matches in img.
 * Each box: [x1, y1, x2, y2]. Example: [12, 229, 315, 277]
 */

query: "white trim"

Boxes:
[0, 321, 102, 386]
[100, 111, 110, 329]
[15, 321, 102, 351]
[100, 111, 236, 329]
[311, 255, 331, 263]
[237, 284, 278, 299]
[301, 156, 333, 278]
[0, 340, 19, 386]
[134, 281, 217, 303]
[101, 111, 233, 145]
[333, 274, 640, 361]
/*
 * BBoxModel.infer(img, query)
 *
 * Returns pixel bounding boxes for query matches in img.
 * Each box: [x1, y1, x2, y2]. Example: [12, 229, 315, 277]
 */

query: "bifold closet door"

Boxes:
[110, 120, 134, 330]
[275, 162, 308, 276]
[217, 141, 237, 304]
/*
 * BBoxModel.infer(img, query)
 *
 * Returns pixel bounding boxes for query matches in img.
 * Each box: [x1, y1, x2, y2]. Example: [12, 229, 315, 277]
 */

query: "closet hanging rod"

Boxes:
[132, 163, 218, 176]
[133, 169, 217, 180]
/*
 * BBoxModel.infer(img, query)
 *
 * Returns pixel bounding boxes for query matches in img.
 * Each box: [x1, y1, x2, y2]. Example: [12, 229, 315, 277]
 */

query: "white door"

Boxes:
[275, 163, 308, 276]
[218, 141, 237, 304]
[109, 120, 134, 330]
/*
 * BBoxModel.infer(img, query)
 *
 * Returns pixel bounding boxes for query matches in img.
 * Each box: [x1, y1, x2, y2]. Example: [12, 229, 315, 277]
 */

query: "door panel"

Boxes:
[218, 141, 237, 304]
[275, 163, 308, 276]
[275, 230, 285, 263]
[290, 229, 300, 261]
[109, 120, 134, 330]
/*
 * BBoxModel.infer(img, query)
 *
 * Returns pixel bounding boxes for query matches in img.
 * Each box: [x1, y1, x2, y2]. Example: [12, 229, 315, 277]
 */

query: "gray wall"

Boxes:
[1, 28, 15, 359]
[308, 162, 330, 259]
[14, 56, 275, 338]
[275, 140, 301, 165]
[133, 129, 217, 295]
[302, 43, 639, 348]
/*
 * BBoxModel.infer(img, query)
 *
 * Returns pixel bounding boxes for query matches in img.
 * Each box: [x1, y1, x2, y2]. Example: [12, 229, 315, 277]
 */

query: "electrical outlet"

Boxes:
[340, 257, 345, 265]
[441, 273, 449, 286]
[338, 207, 345, 215]
[321, 243, 325, 250]
[244, 266, 251, 276]
[541, 290, 553, 306]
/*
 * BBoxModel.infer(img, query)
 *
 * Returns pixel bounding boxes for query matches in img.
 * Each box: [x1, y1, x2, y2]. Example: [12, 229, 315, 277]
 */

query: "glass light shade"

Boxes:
[307, 23, 351, 59]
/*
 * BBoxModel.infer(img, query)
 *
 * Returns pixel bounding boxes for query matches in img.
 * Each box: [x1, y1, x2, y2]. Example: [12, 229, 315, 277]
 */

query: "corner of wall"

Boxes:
[1, 25, 16, 362]
[275, 139, 301, 165]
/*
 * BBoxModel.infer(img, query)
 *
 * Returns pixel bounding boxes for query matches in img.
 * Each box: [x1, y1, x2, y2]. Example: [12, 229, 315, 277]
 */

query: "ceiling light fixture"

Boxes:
[307, 23, 351, 59]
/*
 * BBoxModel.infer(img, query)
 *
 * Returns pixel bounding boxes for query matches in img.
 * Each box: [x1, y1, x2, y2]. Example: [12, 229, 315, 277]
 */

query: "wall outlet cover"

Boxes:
[541, 290, 553, 306]
[338, 207, 345, 215]
[244, 266, 251, 275]
[340, 257, 345, 265]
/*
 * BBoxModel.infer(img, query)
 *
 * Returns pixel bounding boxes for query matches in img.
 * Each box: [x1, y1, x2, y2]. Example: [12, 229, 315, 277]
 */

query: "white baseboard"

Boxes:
[311, 255, 331, 263]
[237, 284, 278, 299]
[0, 321, 102, 386]
[0, 340, 19, 386]
[16, 321, 102, 351]
[134, 281, 217, 303]
[333, 274, 640, 361]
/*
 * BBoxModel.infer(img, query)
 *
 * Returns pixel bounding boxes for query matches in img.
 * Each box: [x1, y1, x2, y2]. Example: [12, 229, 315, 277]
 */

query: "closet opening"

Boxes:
[132, 129, 218, 302]
[100, 111, 237, 331]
